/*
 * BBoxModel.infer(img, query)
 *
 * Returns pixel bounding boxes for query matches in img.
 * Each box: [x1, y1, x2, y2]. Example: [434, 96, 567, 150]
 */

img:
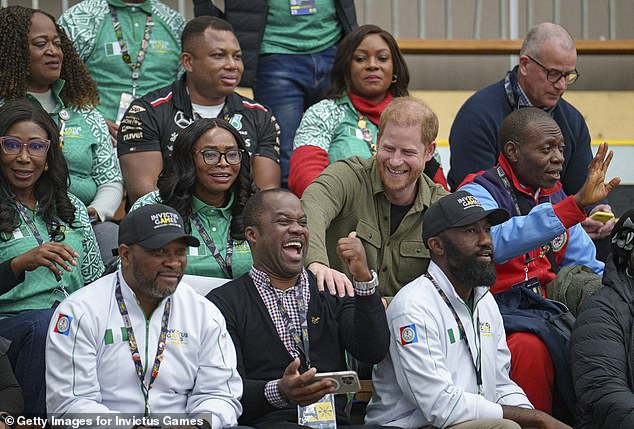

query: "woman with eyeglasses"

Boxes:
[131, 118, 254, 282]
[0, 6, 123, 266]
[288, 24, 448, 197]
[0, 100, 104, 414]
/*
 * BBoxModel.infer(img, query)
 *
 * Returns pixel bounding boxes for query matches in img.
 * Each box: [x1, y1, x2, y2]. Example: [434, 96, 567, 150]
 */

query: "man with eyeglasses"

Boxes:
[448, 22, 614, 242]
[118, 16, 281, 205]
[458, 107, 619, 418]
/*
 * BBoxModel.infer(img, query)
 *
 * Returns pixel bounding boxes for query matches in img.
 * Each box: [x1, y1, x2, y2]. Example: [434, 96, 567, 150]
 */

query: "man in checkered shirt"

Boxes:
[207, 188, 390, 428]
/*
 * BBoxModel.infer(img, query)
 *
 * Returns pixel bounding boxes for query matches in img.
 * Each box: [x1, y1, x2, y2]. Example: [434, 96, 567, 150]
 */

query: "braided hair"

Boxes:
[0, 6, 99, 108]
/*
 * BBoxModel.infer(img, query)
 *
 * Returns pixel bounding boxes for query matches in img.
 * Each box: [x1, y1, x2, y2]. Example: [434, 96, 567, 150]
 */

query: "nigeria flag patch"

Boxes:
[104, 327, 129, 345]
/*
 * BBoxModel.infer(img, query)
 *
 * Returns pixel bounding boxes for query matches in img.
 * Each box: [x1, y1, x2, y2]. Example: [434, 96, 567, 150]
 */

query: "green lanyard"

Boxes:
[109, 5, 154, 96]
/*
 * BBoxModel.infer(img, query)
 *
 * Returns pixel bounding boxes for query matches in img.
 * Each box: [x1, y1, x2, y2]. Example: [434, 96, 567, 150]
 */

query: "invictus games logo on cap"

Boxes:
[151, 212, 181, 229]
[457, 195, 482, 209]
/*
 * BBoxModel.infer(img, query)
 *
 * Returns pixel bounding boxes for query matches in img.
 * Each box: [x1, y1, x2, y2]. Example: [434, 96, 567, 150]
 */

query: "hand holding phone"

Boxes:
[589, 211, 615, 223]
[311, 370, 361, 394]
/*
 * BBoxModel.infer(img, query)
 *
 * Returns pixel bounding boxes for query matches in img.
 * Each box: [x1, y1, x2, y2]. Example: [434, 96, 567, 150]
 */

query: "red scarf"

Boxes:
[347, 91, 393, 125]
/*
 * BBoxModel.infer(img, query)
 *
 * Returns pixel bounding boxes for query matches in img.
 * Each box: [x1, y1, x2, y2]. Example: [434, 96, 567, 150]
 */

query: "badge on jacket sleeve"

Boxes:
[53, 314, 73, 336]
[399, 324, 418, 346]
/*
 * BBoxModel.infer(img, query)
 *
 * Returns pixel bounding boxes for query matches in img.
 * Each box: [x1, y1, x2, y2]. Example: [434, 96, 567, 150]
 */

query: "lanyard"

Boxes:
[495, 166, 523, 216]
[15, 202, 67, 293]
[191, 214, 233, 279]
[109, 5, 153, 96]
[57, 110, 69, 149]
[115, 274, 171, 416]
[276, 279, 311, 372]
[425, 273, 482, 394]
[357, 113, 376, 155]
[495, 166, 557, 276]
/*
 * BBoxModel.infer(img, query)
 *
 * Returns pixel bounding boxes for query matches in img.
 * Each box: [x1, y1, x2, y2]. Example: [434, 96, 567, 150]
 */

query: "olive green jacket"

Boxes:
[302, 156, 449, 297]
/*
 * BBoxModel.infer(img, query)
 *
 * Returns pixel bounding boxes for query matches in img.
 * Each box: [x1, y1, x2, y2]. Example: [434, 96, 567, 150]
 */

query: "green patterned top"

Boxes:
[28, 80, 122, 215]
[131, 191, 253, 279]
[294, 95, 444, 165]
[293, 96, 378, 162]
[59, 0, 185, 121]
[0, 194, 105, 313]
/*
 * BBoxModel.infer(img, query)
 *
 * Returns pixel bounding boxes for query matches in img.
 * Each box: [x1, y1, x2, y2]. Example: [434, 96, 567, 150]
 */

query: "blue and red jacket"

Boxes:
[459, 155, 603, 294]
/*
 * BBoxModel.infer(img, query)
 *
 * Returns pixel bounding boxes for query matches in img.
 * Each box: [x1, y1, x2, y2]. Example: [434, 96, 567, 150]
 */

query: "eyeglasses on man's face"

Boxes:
[0, 137, 51, 157]
[526, 55, 579, 85]
[197, 149, 243, 165]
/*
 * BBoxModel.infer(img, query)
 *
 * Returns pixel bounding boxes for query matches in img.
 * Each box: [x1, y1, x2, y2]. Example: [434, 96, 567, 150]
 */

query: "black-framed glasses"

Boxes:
[197, 149, 243, 165]
[0, 137, 51, 157]
[526, 55, 579, 85]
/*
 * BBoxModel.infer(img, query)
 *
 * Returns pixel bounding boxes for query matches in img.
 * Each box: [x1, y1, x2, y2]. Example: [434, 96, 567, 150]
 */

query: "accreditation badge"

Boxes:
[297, 393, 337, 428]
[290, 0, 317, 15]
[116, 92, 138, 124]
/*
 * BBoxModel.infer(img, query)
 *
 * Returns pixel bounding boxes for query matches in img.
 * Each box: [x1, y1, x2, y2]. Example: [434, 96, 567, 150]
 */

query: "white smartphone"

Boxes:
[312, 370, 361, 394]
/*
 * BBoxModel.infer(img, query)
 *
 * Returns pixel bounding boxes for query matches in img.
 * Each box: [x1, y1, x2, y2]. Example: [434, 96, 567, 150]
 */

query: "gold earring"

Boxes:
[44, 163, 49, 171]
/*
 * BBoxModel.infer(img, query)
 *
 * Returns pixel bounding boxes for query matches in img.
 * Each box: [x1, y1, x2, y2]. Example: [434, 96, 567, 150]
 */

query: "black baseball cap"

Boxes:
[118, 204, 200, 250]
[422, 191, 509, 247]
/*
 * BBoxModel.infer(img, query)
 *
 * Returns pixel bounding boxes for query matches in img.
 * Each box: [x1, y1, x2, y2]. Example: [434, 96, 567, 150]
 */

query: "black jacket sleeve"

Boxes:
[207, 289, 278, 423]
[0, 259, 23, 296]
[0, 337, 23, 414]
[571, 290, 634, 429]
[336, 291, 390, 364]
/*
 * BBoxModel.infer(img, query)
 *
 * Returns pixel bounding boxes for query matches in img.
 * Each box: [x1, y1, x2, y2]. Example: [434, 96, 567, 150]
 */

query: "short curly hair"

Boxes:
[0, 6, 99, 108]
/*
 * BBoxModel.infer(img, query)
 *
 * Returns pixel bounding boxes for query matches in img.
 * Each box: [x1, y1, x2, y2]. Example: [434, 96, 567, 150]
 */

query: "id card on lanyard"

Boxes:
[290, 0, 317, 15]
[110, 5, 153, 122]
[298, 393, 337, 428]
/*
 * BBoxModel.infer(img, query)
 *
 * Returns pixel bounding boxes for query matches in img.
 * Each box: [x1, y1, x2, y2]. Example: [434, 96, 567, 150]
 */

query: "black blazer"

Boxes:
[208, 270, 389, 425]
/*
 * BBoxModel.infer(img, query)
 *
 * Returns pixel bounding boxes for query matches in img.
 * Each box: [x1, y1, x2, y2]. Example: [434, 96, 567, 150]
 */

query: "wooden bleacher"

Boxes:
[396, 38, 634, 55]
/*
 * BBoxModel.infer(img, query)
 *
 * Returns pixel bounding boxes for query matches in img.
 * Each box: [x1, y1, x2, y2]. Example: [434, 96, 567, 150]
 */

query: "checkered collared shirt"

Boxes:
[250, 266, 311, 408]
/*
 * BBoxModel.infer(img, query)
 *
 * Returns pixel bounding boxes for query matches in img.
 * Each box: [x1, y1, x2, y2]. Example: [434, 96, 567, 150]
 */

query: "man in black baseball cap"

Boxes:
[117, 204, 200, 317]
[45, 204, 244, 424]
[422, 190, 509, 246]
[366, 192, 571, 429]
[422, 190, 509, 300]
[118, 203, 200, 250]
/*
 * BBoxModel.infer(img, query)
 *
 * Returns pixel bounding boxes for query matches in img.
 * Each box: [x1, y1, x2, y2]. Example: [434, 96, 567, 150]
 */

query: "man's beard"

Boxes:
[132, 263, 180, 299]
[444, 237, 497, 289]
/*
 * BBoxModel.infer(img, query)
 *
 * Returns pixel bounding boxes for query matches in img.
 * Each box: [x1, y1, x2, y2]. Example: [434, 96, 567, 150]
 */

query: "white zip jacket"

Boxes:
[46, 270, 242, 429]
[365, 261, 532, 428]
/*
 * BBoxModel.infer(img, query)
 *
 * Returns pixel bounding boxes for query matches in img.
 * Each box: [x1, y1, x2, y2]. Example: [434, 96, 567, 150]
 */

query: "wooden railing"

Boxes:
[397, 38, 634, 55]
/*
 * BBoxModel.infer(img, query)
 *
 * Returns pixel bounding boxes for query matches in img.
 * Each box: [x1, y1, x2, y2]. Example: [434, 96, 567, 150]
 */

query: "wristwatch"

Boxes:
[353, 270, 378, 291]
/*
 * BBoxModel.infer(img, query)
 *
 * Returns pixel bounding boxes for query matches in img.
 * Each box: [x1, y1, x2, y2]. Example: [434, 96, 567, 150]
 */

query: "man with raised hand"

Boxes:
[366, 191, 571, 429]
[448, 22, 615, 241]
